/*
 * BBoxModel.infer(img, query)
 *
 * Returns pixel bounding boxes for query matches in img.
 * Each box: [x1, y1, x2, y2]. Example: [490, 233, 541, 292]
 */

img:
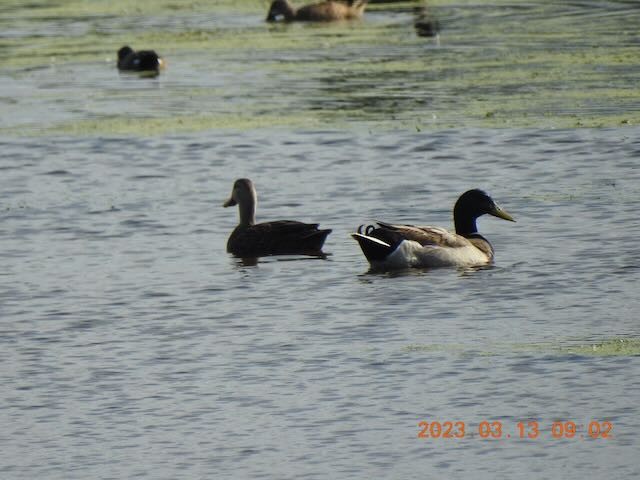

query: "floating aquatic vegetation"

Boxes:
[0, 0, 638, 135]
[404, 338, 640, 357]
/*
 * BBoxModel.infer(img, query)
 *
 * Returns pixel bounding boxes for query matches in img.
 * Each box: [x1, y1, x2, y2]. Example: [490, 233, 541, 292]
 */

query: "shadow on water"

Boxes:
[357, 262, 496, 279]
[231, 252, 330, 267]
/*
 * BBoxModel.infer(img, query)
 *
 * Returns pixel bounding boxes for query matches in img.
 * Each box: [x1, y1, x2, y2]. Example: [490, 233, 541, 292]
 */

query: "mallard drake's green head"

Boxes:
[453, 189, 515, 235]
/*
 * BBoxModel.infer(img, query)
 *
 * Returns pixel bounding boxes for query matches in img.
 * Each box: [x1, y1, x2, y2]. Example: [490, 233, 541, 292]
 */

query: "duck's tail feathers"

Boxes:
[305, 228, 332, 252]
[351, 232, 393, 263]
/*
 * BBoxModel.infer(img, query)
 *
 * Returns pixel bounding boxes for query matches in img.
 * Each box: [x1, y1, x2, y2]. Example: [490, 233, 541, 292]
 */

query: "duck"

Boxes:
[223, 178, 332, 257]
[117, 46, 165, 72]
[351, 189, 515, 270]
[414, 5, 441, 39]
[266, 0, 368, 22]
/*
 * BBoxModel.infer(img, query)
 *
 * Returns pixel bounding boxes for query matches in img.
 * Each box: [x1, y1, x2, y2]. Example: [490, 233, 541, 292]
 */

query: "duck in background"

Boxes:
[266, 0, 368, 22]
[352, 189, 515, 270]
[414, 4, 440, 42]
[117, 46, 165, 74]
[223, 178, 332, 258]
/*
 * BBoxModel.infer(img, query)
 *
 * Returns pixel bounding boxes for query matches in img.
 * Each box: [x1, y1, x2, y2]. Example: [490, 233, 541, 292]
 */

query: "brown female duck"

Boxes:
[223, 178, 331, 257]
[266, 0, 368, 22]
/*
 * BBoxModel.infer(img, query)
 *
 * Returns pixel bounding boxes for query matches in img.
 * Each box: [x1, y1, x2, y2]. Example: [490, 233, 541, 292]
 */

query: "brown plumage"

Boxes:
[266, 0, 368, 22]
[223, 178, 331, 257]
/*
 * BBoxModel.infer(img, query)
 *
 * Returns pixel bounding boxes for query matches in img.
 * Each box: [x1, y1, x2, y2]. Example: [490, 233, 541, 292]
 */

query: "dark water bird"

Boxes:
[223, 178, 332, 257]
[117, 46, 165, 73]
[351, 189, 515, 269]
[266, 0, 368, 22]
[414, 5, 440, 39]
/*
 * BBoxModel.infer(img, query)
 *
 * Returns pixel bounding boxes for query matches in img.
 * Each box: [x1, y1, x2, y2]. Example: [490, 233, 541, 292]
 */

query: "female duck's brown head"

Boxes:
[266, 0, 368, 22]
[223, 178, 258, 226]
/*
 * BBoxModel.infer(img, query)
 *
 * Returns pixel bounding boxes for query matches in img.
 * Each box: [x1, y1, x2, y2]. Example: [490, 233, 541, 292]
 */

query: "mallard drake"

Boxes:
[266, 0, 368, 22]
[223, 178, 332, 257]
[117, 46, 165, 72]
[352, 189, 515, 269]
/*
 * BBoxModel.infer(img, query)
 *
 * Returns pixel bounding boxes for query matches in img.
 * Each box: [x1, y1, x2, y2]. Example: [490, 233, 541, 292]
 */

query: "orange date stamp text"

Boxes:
[417, 420, 613, 440]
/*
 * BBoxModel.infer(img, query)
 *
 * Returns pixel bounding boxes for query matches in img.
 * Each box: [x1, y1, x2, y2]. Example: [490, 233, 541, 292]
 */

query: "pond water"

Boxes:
[1, 1, 639, 479]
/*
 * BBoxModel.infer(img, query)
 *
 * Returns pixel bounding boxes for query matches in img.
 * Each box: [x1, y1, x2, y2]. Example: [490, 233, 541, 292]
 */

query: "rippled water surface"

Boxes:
[1, 1, 640, 479]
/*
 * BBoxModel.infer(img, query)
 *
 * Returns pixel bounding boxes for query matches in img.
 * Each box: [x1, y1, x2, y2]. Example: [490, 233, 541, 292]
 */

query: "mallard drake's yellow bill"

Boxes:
[491, 205, 515, 222]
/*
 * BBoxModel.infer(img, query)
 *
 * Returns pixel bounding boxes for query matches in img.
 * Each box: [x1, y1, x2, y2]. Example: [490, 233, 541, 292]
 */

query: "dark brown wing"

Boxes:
[227, 221, 331, 257]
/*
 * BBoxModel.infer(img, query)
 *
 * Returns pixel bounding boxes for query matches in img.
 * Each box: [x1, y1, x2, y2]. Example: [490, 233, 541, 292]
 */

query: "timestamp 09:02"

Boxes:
[417, 420, 613, 440]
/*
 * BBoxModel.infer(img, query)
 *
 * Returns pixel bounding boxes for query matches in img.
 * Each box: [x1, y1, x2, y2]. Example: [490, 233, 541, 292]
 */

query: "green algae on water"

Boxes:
[560, 338, 640, 357]
[1, 0, 639, 135]
[404, 338, 640, 358]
